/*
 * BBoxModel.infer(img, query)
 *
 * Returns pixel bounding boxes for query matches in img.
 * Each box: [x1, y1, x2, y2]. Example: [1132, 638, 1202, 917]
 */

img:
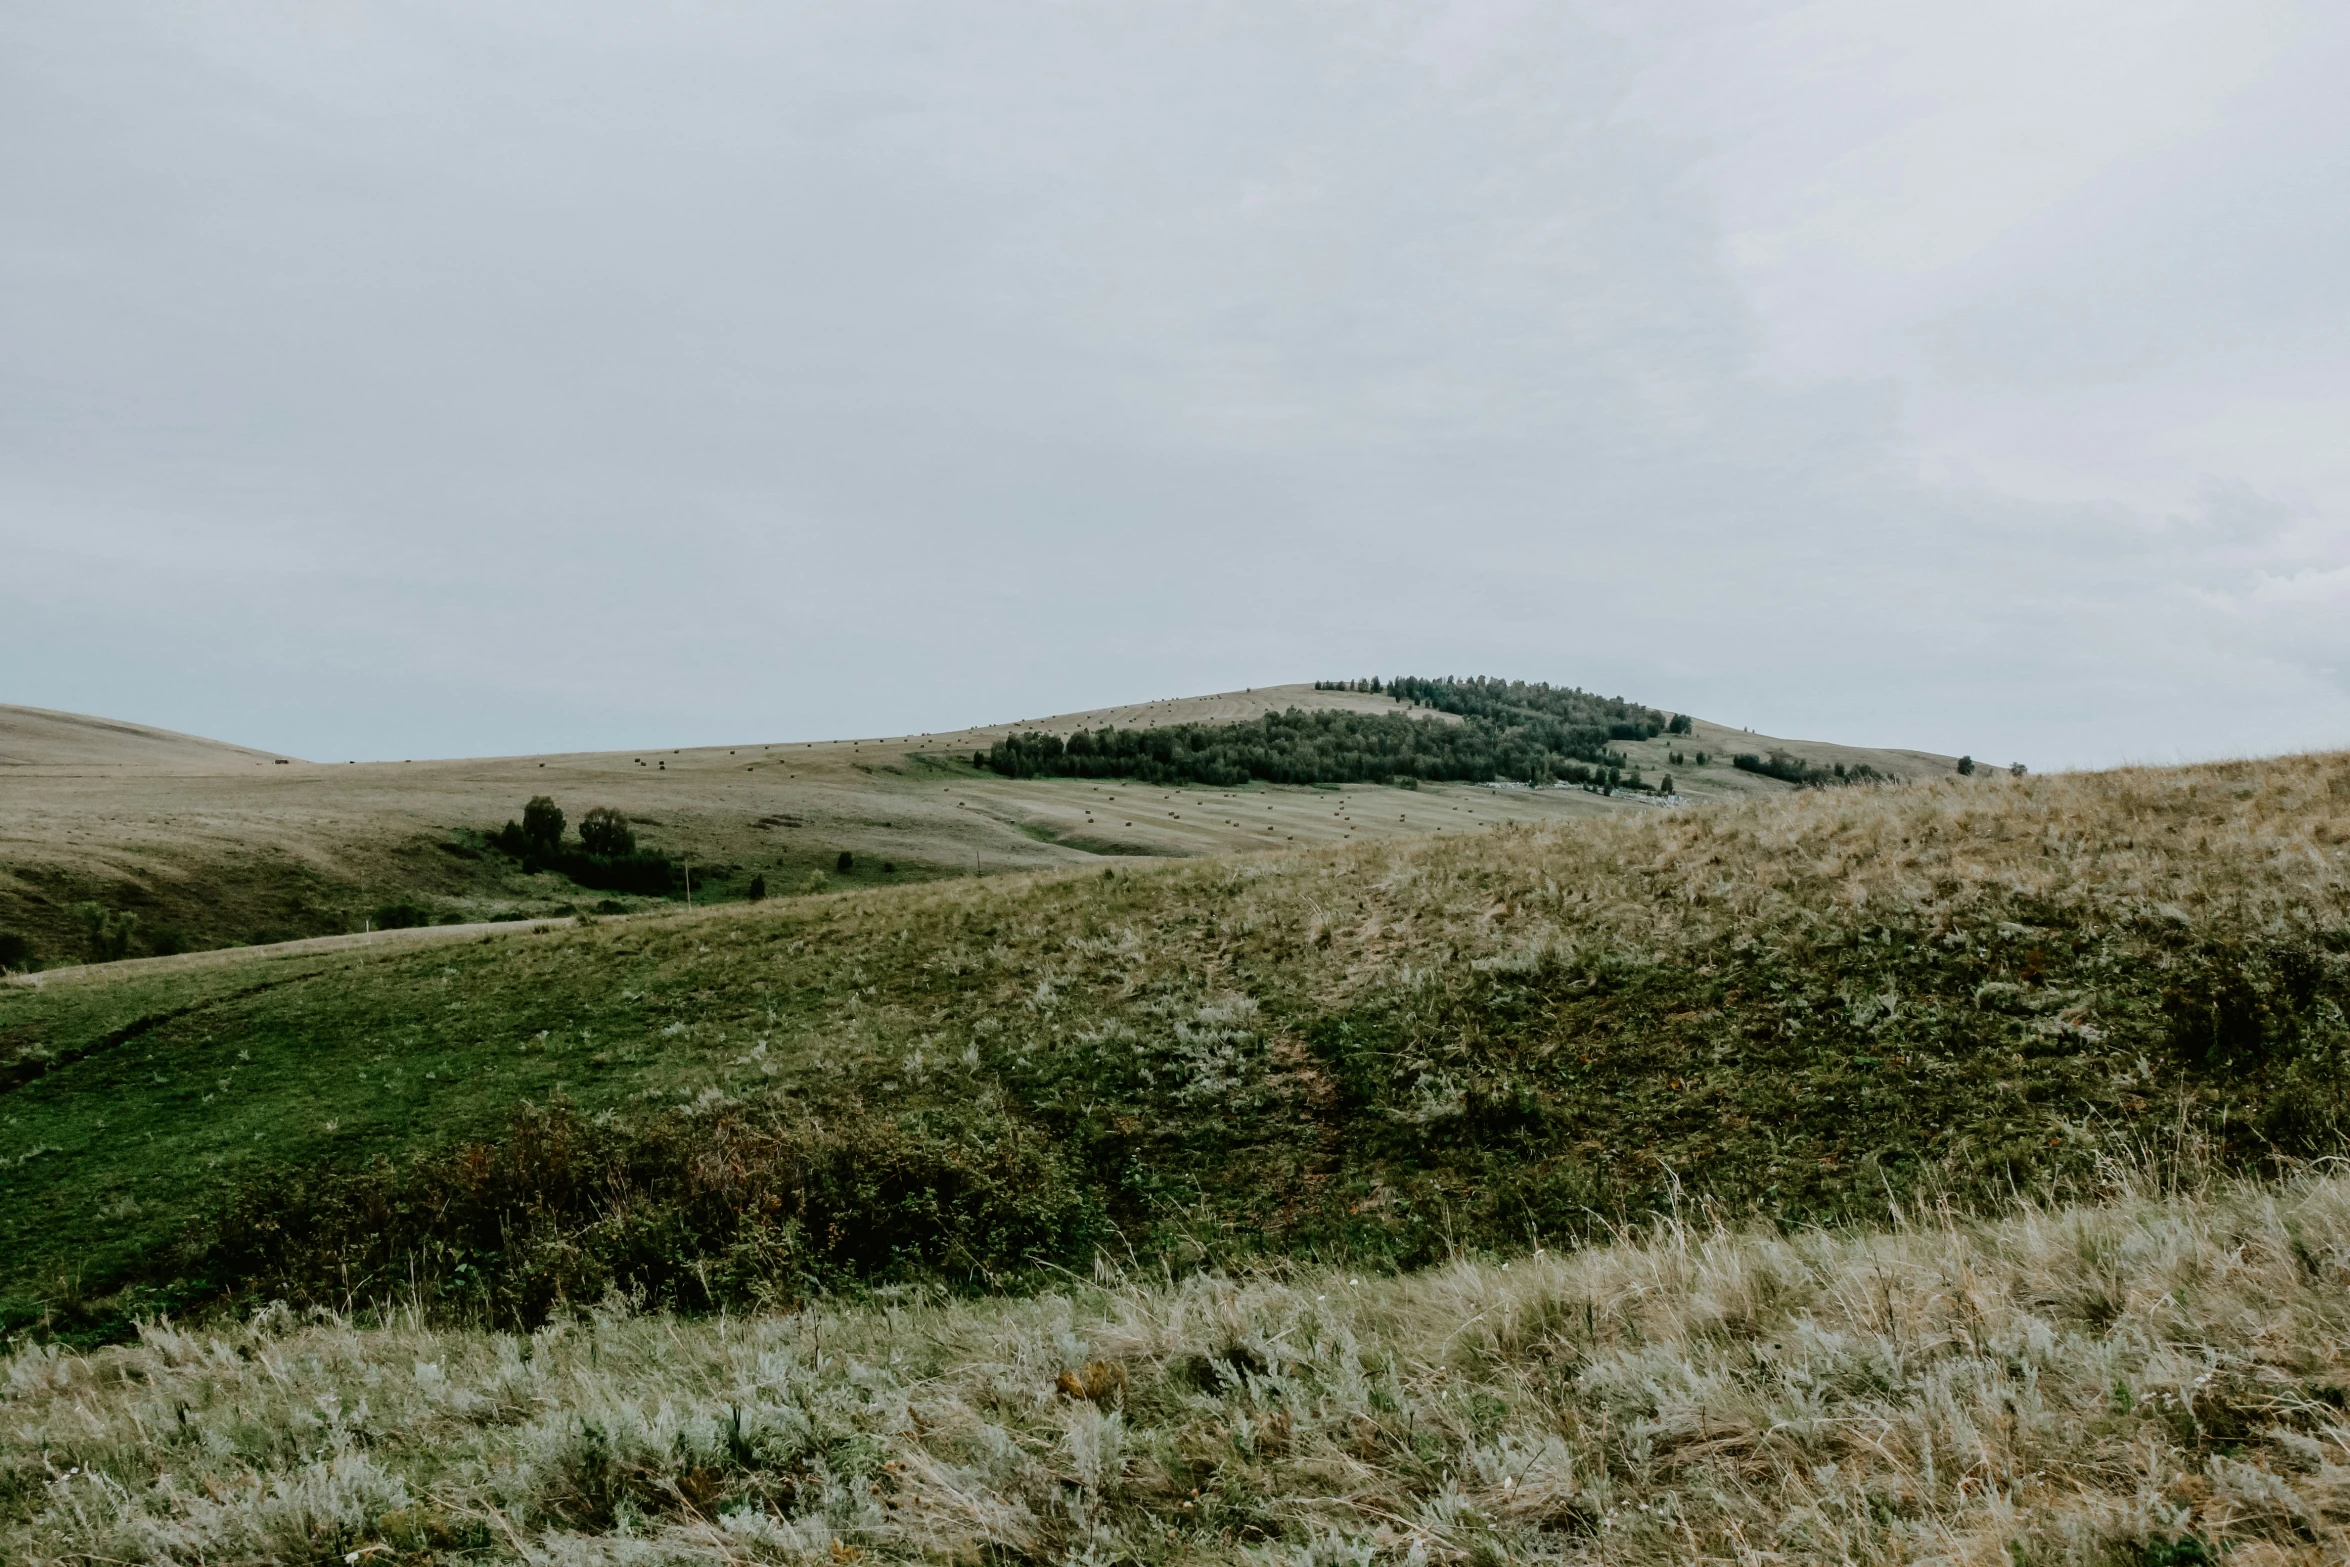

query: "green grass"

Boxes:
[4, 753, 2347, 1341]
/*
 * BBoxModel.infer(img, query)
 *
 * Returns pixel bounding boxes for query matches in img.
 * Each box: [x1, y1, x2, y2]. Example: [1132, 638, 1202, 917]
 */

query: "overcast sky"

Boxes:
[5, 2, 2345, 768]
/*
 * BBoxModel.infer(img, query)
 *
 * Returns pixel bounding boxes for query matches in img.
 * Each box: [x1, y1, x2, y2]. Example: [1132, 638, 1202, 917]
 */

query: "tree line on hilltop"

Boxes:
[978, 676, 1684, 790]
[1733, 751, 1888, 788]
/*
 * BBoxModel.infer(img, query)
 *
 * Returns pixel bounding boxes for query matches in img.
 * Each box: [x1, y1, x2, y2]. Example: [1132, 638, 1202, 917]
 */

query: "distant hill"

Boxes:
[0, 704, 289, 771]
[0, 682, 1962, 966]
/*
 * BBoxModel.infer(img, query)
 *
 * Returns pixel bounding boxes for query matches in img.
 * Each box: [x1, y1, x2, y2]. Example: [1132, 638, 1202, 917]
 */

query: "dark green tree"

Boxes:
[747, 873, 767, 901]
[836, 851, 854, 873]
[1957, 755, 1977, 776]
[522, 796, 565, 855]
[578, 806, 635, 857]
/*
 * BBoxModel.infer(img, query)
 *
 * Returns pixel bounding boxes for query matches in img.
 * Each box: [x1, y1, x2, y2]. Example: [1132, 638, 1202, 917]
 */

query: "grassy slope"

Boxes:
[7, 1168, 2349, 1564]
[0, 684, 1954, 962]
[5, 751, 2345, 1334]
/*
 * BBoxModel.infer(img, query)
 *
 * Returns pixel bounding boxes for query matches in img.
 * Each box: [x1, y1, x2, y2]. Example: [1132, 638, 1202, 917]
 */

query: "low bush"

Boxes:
[72, 903, 138, 963]
[0, 931, 30, 971]
[184, 1101, 1104, 1325]
[560, 849, 679, 895]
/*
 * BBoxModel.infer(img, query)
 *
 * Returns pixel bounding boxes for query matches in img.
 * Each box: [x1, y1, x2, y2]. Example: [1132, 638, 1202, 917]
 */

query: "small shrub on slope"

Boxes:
[187, 1101, 1103, 1322]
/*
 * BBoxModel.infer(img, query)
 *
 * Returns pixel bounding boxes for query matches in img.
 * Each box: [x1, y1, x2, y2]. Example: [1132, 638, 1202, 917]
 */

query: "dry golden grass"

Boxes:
[0, 705, 285, 772]
[6, 1160, 2346, 1564]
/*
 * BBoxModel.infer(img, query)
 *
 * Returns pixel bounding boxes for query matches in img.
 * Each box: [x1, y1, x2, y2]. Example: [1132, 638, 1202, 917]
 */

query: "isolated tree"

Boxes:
[836, 851, 855, 873]
[747, 873, 767, 901]
[522, 796, 565, 855]
[2010, 762, 2028, 777]
[578, 806, 635, 857]
[1957, 755, 1977, 776]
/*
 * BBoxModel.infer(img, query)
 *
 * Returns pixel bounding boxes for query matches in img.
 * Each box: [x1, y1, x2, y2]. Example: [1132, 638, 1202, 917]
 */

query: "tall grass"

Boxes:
[7, 1159, 2349, 1564]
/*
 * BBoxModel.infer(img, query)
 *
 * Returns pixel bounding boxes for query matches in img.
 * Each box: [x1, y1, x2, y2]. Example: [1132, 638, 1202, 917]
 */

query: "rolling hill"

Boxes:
[4, 741, 2338, 1346]
[2, 689, 2341, 1565]
[0, 683, 1961, 969]
[0, 704, 288, 772]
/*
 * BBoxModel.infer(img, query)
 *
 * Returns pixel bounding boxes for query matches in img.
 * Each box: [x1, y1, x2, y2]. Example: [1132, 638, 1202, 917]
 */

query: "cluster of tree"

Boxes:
[1314, 674, 1676, 744]
[1956, 756, 2030, 778]
[1733, 751, 1887, 788]
[976, 705, 1664, 790]
[1384, 675, 1668, 743]
[486, 797, 678, 894]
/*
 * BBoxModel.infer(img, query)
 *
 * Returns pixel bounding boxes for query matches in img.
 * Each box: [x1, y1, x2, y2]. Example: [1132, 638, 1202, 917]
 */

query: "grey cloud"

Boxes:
[3, 2, 2345, 768]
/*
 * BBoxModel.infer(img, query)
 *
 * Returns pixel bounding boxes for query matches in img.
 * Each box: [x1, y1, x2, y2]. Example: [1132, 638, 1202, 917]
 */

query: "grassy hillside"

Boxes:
[0, 705, 287, 771]
[0, 684, 1957, 965]
[4, 749, 2343, 1343]
[7, 1165, 2347, 1564]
